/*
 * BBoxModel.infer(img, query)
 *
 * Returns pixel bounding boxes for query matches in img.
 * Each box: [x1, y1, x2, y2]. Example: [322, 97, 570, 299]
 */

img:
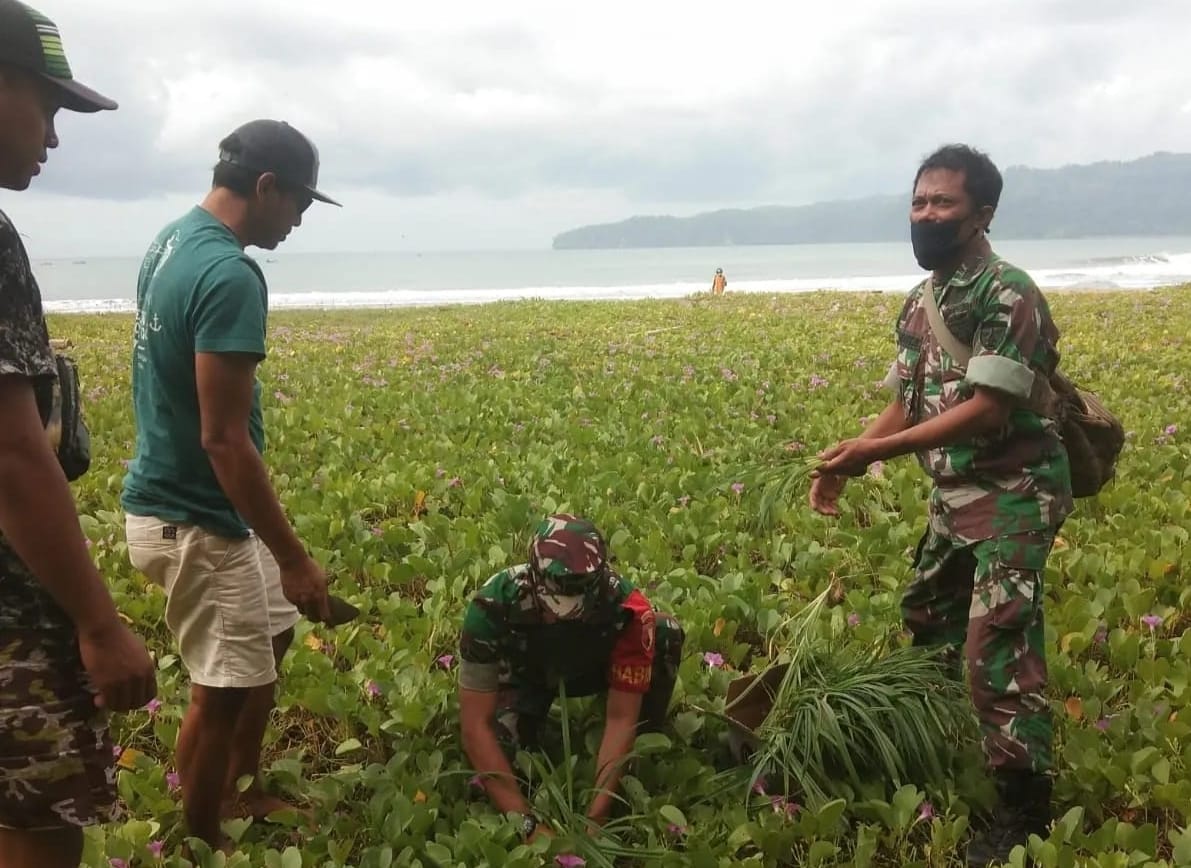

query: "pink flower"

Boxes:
[112, 745, 123, 758]
[771, 796, 800, 817]
[847, 613, 860, 627]
[730, 482, 744, 495]
[145, 698, 162, 716]
[371, 527, 383, 537]
[166, 771, 181, 791]
[868, 461, 884, 478]
[703, 652, 724, 668]
[752, 779, 768, 796]
[110, 860, 128, 868]
[808, 375, 829, 390]
[1093, 624, 1108, 645]
[367, 681, 382, 697]
[1165, 424, 1178, 436]
[667, 822, 686, 835]
[1141, 614, 1163, 631]
[448, 477, 463, 489]
[148, 840, 165, 858]
[1095, 717, 1111, 732]
[556, 857, 586, 868]
[917, 801, 934, 822]
[437, 654, 455, 669]
[469, 774, 484, 789]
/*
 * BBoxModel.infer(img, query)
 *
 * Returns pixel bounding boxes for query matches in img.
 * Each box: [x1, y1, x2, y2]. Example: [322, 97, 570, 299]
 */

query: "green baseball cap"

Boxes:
[0, 0, 116, 112]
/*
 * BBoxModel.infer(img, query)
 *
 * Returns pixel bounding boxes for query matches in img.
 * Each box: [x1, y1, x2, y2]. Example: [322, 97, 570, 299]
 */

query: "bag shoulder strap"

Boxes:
[920, 278, 973, 367]
[922, 277, 1063, 417]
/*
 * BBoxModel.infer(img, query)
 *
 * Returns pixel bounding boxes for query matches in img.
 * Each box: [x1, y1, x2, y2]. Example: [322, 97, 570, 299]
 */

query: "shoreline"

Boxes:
[41, 281, 1180, 316]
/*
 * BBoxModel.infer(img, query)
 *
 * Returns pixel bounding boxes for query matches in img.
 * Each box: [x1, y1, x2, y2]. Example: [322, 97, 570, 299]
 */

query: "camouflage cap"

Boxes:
[528, 513, 609, 597]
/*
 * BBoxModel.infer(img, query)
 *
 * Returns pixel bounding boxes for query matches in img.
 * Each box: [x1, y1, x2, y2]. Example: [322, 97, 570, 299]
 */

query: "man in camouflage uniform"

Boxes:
[810, 144, 1071, 866]
[458, 514, 684, 842]
[0, 4, 157, 866]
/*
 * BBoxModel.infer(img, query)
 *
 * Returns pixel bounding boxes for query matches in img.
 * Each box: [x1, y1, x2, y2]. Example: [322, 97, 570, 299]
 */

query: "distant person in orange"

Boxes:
[711, 267, 727, 295]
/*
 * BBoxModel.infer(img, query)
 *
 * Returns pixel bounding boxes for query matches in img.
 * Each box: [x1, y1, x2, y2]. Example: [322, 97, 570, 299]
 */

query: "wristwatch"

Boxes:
[520, 813, 539, 840]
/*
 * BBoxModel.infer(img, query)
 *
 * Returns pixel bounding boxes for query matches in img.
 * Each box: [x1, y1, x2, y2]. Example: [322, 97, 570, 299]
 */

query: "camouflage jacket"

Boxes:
[882, 253, 1073, 543]
[459, 564, 657, 695]
[0, 210, 69, 632]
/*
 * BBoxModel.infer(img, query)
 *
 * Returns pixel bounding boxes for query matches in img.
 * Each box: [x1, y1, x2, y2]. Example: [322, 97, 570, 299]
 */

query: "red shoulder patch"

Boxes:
[607, 590, 657, 693]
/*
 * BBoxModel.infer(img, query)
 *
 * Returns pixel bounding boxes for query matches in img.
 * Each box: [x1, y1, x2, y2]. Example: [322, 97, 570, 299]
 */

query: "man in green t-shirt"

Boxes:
[121, 119, 340, 850]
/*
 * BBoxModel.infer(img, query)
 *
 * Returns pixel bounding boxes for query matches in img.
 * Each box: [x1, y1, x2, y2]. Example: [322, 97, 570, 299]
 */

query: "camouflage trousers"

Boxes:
[901, 529, 1057, 774]
[0, 628, 117, 830]
[494, 614, 684, 752]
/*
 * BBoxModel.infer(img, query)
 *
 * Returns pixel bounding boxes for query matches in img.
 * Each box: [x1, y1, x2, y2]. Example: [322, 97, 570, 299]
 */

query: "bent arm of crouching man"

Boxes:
[587, 590, 657, 825]
[459, 682, 532, 816]
[587, 687, 644, 826]
[458, 587, 538, 820]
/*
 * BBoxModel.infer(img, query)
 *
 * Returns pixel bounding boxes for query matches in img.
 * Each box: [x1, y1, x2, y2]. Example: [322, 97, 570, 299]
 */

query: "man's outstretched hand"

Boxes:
[814, 438, 884, 479]
[808, 472, 846, 516]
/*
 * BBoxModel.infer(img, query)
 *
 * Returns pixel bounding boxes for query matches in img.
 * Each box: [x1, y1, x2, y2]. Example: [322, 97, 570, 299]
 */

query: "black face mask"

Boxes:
[910, 218, 969, 270]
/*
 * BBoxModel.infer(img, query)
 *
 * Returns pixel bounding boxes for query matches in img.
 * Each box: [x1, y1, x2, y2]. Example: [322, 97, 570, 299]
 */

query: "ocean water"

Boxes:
[34, 236, 1191, 313]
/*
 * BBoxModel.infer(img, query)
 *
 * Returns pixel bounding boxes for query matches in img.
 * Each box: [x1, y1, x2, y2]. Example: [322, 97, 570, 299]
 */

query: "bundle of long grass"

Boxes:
[723, 590, 975, 807]
[725, 454, 822, 531]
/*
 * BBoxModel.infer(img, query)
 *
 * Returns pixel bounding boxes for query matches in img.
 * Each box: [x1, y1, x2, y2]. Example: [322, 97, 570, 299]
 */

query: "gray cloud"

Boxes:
[15, 0, 1191, 252]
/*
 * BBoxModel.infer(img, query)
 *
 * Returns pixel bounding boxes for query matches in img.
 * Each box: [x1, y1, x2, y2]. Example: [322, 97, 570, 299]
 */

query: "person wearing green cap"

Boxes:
[458, 514, 685, 841]
[120, 119, 342, 850]
[0, 2, 157, 866]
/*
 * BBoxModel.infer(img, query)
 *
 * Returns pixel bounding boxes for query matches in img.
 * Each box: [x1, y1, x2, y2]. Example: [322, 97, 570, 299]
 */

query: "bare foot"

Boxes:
[182, 836, 236, 861]
[222, 788, 312, 823]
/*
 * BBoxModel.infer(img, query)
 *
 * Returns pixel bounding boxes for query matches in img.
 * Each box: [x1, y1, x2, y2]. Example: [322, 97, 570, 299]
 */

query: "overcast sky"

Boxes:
[5, 0, 1189, 257]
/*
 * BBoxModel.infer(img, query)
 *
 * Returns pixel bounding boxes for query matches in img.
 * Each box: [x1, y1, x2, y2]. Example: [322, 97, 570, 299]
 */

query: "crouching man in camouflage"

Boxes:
[458, 514, 684, 842]
[810, 144, 1072, 867]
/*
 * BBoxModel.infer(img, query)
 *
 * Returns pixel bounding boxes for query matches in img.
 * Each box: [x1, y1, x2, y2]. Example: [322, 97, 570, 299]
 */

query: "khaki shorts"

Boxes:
[125, 515, 300, 689]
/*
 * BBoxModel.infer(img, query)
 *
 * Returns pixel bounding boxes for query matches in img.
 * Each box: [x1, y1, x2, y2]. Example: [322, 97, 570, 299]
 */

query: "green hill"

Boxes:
[552, 152, 1191, 249]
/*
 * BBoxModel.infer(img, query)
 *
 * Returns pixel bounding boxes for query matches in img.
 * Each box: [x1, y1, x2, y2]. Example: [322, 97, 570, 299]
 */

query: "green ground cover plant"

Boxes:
[48, 286, 1191, 867]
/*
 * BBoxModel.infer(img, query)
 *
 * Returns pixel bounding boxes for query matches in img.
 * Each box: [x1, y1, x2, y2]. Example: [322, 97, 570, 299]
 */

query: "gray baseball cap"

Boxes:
[217, 119, 340, 207]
